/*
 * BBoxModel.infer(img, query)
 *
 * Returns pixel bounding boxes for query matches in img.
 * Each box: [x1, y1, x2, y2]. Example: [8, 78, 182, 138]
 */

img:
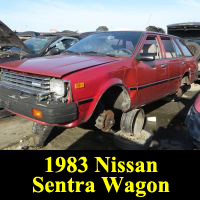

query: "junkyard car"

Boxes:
[17, 31, 40, 41]
[0, 20, 79, 64]
[0, 31, 198, 145]
[186, 94, 200, 148]
[167, 22, 200, 77]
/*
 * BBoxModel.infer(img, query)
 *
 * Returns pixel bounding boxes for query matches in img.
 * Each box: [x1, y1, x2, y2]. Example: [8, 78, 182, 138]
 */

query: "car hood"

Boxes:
[0, 20, 30, 53]
[0, 54, 118, 78]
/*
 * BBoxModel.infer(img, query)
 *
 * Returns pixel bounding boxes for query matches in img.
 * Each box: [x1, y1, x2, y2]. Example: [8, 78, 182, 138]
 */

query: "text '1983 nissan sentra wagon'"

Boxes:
[0, 31, 198, 146]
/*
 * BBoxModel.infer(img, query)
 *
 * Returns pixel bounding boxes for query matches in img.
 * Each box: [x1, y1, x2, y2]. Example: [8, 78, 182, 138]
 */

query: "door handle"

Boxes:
[161, 64, 167, 68]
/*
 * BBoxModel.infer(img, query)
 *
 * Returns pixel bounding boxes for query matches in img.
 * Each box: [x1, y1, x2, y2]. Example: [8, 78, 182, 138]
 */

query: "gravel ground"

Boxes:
[1, 83, 200, 150]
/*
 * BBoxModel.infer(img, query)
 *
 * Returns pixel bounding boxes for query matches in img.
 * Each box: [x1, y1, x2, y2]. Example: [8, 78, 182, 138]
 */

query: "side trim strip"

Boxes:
[129, 76, 181, 91]
[78, 98, 94, 105]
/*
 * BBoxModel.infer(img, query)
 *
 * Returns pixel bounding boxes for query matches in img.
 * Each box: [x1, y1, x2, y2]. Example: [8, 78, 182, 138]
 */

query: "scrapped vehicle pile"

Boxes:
[0, 20, 199, 149]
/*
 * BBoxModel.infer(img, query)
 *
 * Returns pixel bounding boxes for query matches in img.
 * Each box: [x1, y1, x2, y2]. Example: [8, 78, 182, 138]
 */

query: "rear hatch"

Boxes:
[167, 22, 200, 38]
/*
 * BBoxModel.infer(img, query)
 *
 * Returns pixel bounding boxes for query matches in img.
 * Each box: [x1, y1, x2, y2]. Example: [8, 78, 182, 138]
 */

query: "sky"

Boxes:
[0, 0, 200, 33]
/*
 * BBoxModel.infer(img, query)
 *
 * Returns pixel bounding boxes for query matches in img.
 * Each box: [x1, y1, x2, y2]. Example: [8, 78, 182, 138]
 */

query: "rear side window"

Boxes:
[160, 37, 176, 59]
[140, 35, 162, 60]
[175, 39, 193, 57]
[172, 39, 183, 57]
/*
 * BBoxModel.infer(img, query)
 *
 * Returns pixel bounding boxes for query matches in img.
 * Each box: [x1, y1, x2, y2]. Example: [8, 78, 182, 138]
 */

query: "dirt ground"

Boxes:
[1, 83, 200, 150]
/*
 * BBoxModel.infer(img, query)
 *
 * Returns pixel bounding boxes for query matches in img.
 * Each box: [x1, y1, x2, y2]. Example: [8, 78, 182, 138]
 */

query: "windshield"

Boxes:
[24, 36, 56, 54]
[67, 32, 142, 57]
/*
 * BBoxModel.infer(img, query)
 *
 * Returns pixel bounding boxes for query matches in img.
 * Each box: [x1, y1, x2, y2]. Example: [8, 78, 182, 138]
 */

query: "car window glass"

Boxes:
[172, 39, 183, 57]
[67, 32, 142, 57]
[62, 39, 77, 49]
[175, 39, 193, 57]
[161, 37, 176, 59]
[55, 41, 65, 50]
[140, 35, 161, 60]
[24, 36, 55, 54]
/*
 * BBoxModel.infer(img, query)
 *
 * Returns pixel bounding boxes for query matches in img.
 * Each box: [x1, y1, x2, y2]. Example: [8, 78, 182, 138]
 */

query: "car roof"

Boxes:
[90, 31, 178, 38]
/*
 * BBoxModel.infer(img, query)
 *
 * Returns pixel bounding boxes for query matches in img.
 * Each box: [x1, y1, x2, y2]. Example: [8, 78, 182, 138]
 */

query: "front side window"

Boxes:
[172, 39, 183, 57]
[175, 39, 193, 57]
[139, 35, 161, 60]
[161, 37, 176, 59]
[67, 32, 142, 57]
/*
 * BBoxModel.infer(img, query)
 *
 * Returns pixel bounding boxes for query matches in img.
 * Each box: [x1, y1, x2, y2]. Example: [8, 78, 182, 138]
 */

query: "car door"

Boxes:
[159, 36, 183, 94]
[136, 34, 169, 105]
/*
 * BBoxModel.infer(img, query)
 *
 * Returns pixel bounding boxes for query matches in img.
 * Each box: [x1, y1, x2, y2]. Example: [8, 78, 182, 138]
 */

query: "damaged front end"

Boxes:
[0, 69, 77, 125]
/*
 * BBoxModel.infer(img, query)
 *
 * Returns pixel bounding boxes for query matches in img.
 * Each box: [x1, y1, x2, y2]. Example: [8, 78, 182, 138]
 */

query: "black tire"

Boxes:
[186, 42, 200, 60]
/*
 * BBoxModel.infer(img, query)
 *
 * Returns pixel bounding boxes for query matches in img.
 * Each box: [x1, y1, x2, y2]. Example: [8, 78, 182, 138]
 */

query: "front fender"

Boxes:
[79, 78, 129, 123]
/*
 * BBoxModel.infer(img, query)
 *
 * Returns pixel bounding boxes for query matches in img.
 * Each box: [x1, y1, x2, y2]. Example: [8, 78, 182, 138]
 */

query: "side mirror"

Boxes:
[49, 47, 61, 55]
[135, 54, 155, 62]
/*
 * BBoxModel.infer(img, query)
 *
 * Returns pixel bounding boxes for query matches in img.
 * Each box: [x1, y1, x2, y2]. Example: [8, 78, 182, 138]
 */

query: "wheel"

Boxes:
[32, 122, 53, 147]
[186, 42, 200, 60]
[120, 109, 145, 136]
[95, 110, 115, 132]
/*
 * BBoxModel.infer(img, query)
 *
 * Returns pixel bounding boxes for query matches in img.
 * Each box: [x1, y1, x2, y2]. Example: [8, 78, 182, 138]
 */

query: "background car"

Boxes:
[16, 31, 40, 41]
[185, 94, 200, 148]
[0, 20, 79, 64]
[167, 22, 200, 78]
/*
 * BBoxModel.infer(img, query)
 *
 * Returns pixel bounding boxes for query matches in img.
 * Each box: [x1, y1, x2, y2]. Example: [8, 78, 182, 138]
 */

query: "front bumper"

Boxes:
[0, 85, 78, 125]
[185, 106, 200, 142]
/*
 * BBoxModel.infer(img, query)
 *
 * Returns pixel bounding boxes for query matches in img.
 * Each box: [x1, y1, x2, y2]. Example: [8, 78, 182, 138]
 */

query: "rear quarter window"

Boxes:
[175, 39, 193, 57]
[172, 39, 183, 58]
[160, 37, 176, 59]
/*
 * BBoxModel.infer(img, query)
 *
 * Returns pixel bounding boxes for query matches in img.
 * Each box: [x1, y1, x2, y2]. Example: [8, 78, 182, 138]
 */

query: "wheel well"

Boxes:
[83, 85, 131, 128]
[99, 85, 131, 112]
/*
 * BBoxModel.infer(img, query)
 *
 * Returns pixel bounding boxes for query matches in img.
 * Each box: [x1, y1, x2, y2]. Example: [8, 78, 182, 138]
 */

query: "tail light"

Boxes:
[194, 95, 200, 113]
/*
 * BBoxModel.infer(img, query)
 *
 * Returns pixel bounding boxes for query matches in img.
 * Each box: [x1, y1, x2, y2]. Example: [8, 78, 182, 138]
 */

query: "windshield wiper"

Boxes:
[64, 50, 81, 55]
[81, 51, 100, 55]
[82, 51, 118, 57]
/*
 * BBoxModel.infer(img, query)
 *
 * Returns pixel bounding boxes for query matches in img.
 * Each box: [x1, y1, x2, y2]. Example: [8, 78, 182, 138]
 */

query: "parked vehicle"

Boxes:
[185, 94, 200, 148]
[17, 31, 40, 41]
[0, 31, 198, 146]
[0, 20, 79, 64]
[167, 22, 200, 77]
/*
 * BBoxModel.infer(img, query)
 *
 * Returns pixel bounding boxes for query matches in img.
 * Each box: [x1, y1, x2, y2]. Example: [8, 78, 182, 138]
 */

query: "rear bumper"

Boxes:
[0, 85, 78, 125]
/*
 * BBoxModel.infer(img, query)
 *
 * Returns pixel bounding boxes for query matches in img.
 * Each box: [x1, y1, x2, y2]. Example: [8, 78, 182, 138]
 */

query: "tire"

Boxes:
[186, 42, 200, 61]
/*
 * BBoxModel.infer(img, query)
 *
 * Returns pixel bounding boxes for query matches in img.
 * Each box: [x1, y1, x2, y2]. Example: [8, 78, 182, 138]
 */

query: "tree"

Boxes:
[96, 26, 109, 32]
[146, 26, 165, 33]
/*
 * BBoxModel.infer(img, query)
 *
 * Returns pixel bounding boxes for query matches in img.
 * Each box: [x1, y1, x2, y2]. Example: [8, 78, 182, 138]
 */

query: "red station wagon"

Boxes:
[0, 31, 198, 146]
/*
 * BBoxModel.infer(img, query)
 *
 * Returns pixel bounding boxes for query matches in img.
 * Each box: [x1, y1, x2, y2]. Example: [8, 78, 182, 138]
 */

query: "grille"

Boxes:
[0, 69, 51, 95]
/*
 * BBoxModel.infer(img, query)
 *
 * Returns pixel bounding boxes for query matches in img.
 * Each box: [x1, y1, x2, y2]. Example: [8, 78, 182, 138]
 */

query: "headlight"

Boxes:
[50, 78, 67, 97]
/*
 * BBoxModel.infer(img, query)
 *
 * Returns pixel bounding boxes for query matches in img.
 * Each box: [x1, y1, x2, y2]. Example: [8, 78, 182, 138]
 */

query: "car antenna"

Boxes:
[145, 13, 152, 28]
